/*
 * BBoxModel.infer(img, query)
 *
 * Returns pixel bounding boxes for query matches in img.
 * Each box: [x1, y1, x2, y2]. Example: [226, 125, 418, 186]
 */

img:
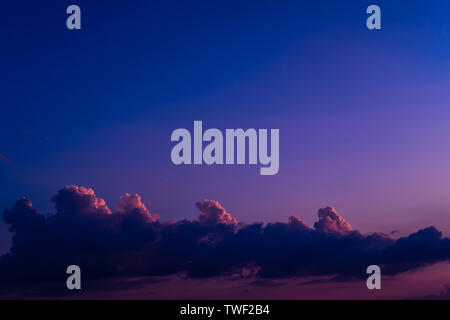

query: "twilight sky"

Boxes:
[2, 0, 450, 262]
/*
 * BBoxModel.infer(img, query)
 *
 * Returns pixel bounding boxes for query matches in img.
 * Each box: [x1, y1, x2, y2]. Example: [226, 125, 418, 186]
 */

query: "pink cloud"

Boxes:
[314, 206, 352, 234]
[288, 216, 309, 229]
[115, 193, 159, 222]
[51, 185, 111, 216]
[196, 200, 237, 226]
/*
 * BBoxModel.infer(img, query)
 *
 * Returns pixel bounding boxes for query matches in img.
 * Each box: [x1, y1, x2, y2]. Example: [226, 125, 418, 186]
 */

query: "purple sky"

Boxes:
[1, 1, 450, 298]
[3, 34, 450, 241]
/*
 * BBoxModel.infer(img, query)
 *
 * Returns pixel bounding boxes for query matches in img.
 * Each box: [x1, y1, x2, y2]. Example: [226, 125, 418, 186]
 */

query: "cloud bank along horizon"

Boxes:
[1, 184, 450, 294]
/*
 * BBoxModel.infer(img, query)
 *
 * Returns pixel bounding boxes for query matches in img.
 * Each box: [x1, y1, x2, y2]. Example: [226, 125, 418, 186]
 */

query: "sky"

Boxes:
[1, 0, 450, 299]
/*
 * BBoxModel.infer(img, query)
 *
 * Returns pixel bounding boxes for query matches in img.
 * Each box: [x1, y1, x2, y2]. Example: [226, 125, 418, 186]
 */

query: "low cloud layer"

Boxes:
[2, 185, 450, 288]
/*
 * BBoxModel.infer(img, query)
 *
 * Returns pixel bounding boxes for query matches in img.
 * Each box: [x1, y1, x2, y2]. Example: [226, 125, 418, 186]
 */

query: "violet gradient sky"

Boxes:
[2, 0, 450, 254]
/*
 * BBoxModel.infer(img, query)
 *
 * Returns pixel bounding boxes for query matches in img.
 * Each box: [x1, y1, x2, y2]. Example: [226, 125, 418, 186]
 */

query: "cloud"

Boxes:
[3, 198, 45, 233]
[0, 154, 12, 164]
[314, 206, 352, 234]
[2, 185, 450, 293]
[288, 216, 309, 230]
[196, 200, 237, 226]
[51, 185, 111, 216]
[416, 284, 450, 300]
[115, 193, 159, 222]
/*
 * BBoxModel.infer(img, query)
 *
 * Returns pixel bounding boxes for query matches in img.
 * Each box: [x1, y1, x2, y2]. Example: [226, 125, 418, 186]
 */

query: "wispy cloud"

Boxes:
[0, 154, 12, 164]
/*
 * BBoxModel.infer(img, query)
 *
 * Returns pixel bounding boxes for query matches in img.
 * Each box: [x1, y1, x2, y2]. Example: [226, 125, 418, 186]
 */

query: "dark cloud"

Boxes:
[51, 185, 112, 216]
[2, 185, 450, 294]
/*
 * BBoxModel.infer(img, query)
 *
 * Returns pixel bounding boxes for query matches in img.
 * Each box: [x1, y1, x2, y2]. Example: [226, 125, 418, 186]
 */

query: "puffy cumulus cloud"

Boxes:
[0, 186, 159, 284]
[288, 216, 309, 230]
[196, 200, 237, 226]
[51, 185, 111, 216]
[3, 198, 44, 233]
[2, 186, 450, 294]
[314, 207, 352, 234]
[115, 193, 159, 222]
